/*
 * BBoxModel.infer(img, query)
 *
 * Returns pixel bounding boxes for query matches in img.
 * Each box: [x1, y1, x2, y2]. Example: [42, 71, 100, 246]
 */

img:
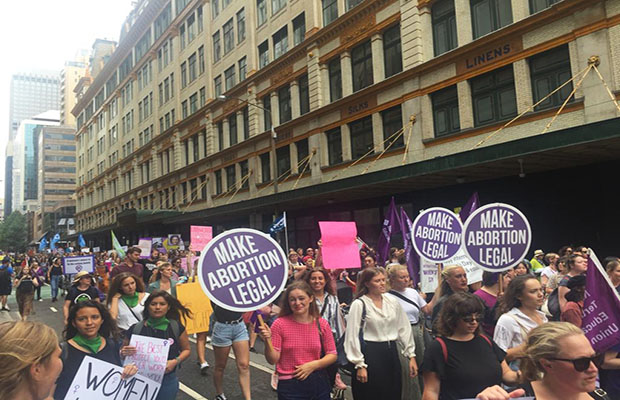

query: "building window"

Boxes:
[293, 12, 305, 45]
[529, 45, 573, 111]
[471, 65, 517, 126]
[197, 6, 203, 32]
[226, 165, 236, 190]
[381, 105, 404, 148]
[349, 116, 374, 159]
[212, 0, 219, 19]
[180, 24, 186, 49]
[214, 75, 222, 97]
[217, 121, 224, 151]
[187, 14, 196, 43]
[200, 87, 206, 107]
[229, 114, 238, 145]
[189, 93, 198, 113]
[530, 0, 560, 13]
[215, 170, 222, 194]
[242, 107, 250, 139]
[432, 0, 457, 56]
[272, 0, 286, 15]
[323, 0, 338, 26]
[259, 40, 269, 68]
[188, 53, 197, 82]
[257, 0, 267, 26]
[182, 100, 188, 118]
[237, 8, 246, 43]
[298, 74, 310, 115]
[273, 26, 288, 59]
[296, 138, 309, 166]
[238, 57, 247, 81]
[224, 65, 236, 91]
[213, 32, 221, 62]
[326, 127, 342, 165]
[471, 0, 513, 39]
[263, 96, 272, 131]
[328, 58, 342, 102]
[239, 160, 249, 188]
[198, 46, 205, 74]
[432, 85, 460, 137]
[260, 152, 271, 182]
[278, 85, 292, 123]
[351, 40, 373, 92]
[383, 24, 402, 78]
[223, 18, 234, 54]
[276, 145, 290, 177]
[181, 62, 187, 87]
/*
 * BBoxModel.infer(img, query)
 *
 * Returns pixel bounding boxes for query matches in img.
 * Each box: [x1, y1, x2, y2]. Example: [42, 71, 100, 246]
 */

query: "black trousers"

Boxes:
[351, 341, 401, 400]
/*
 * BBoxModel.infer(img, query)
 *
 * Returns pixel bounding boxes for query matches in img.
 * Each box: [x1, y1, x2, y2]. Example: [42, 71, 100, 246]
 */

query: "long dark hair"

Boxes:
[436, 292, 485, 337]
[303, 267, 336, 296]
[142, 290, 191, 322]
[278, 281, 319, 318]
[497, 274, 538, 315]
[355, 267, 386, 299]
[64, 300, 120, 341]
[106, 273, 145, 307]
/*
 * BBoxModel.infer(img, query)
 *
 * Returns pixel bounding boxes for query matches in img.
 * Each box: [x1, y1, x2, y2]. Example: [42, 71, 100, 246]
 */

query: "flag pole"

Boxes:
[283, 211, 289, 252]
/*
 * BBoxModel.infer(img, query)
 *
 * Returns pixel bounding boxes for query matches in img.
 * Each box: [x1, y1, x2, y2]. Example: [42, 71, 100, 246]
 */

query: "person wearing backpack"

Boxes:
[547, 254, 588, 320]
[421, 292, 522, 400]
[14, 264, 39, 321]
[52, 301, 137, 399]
[123, 290, 191, 400]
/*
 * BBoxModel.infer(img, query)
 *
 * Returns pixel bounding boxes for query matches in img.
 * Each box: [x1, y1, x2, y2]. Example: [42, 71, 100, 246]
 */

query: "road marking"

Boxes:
[50, 307, 58, 313]
[179, 382, 208, 400]
[188, 337, 274, 374]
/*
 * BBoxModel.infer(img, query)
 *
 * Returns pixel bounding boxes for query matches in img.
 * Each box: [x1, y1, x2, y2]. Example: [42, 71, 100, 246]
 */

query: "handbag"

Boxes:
[388, 290, 433, 347]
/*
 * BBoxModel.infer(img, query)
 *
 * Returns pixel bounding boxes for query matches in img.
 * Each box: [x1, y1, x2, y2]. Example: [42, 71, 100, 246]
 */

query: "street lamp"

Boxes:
[217, 95, 278, 193]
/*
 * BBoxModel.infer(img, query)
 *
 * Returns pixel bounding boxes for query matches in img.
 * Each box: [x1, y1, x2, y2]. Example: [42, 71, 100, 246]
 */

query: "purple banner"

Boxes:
[462, 203, 531, 272]
[459, 192, 480, 223]
[198, 228, 288, 312]
[376, 197, 400, 266]
[412, 207, 463, 263]
[582, 252, 620, 353]
[399, 208, 419, 285]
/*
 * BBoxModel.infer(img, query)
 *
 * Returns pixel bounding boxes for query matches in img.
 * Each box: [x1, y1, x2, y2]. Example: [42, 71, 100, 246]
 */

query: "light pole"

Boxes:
[217, 95, 278, 193]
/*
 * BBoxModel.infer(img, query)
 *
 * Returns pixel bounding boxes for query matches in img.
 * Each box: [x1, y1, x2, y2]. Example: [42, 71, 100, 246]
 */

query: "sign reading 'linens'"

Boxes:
[198, 228, 288, 312]
[456, 38, 523, 75]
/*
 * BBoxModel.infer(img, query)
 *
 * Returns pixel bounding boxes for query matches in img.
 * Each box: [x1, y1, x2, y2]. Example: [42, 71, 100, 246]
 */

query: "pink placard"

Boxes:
[191, 226, 213, 252]
[319, 221, 361, 270]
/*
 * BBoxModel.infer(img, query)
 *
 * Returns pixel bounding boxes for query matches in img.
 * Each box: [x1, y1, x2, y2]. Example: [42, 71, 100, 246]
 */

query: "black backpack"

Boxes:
[547, 287, 561, 321]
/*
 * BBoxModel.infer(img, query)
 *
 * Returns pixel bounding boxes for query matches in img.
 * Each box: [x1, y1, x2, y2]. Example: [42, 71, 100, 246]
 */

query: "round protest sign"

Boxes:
[462, 203, 531, 272]
[197, 228, 288, 312]
[412, 207, 463, 263]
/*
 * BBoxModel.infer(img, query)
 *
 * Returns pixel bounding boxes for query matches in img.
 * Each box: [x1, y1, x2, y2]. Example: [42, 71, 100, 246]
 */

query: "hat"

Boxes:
[534, 249, 544, 257]
[303, 255, 313, 263]
[72, 270, 92, 284]
[567, 274, 586, 289]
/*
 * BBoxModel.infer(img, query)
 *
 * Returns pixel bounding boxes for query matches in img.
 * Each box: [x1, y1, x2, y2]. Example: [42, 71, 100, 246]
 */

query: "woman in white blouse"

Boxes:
[344, 267, 417, 400]
[107, 272, 149, 332]
[494, 275, 546, 368]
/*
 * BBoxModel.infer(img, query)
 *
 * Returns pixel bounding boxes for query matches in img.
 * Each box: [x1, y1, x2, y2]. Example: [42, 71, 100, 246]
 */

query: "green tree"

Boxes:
[0, 212, 28, 252]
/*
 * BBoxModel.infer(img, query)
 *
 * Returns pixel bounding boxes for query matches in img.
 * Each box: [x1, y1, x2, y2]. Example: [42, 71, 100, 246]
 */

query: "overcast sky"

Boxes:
[0, 0, 135, 199]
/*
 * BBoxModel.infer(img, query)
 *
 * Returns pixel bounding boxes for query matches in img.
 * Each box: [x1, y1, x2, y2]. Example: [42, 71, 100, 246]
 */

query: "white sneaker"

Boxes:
[4, 305, 9, 311]
[200, 361, 209, 375]
[206, 336, 212, 343]
[214, 394, 227, 400]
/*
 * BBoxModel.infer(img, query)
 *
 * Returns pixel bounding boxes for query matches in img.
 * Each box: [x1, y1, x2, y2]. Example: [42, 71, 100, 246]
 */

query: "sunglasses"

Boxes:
[460, 314, 483, 323]
[548, 353, 604, 372]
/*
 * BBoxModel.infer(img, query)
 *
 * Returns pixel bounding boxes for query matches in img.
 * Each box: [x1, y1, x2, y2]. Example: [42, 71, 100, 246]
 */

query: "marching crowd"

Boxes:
[0, 241, 619, 400]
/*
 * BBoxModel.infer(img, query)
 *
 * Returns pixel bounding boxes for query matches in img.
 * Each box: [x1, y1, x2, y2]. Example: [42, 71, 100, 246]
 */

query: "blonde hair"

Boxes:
[438, 265, 465, 298]
[0, 321, 59, 400]
[520, 322, 583, 382]
[386, 264, 408, 290]
[150, 262, 172, 283]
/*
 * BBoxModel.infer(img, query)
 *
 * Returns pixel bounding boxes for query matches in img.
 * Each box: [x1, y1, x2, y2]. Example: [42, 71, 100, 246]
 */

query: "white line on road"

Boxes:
[188, 337, 275, 374]
[50, 307, 58, 313]
[179, 382, 209, 400]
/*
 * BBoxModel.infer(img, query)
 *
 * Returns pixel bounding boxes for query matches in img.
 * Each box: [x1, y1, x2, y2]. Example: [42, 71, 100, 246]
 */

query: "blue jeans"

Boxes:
[157, 371, 179, 400]
[277, 371, 331, 400]
[50, 275, 60, 299]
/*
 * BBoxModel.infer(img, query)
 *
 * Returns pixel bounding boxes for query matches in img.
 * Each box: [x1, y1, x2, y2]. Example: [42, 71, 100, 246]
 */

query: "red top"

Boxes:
[109, 261, 144, 280]
[561, 301, 583, 328]
[271, 315, 337, 379]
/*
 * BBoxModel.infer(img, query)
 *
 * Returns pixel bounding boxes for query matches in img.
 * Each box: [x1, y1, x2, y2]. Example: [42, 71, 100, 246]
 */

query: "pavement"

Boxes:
[1, 285, 353, 399]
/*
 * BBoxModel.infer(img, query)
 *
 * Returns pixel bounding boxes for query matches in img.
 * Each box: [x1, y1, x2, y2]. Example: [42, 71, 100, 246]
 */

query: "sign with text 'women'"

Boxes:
[462, 203, 531, 272]
[412, 207, 463, 263]
[198, 228, 288, 312]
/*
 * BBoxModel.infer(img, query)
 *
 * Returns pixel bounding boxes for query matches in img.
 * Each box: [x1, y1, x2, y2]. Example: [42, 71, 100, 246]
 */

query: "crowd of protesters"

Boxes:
[0, 237, 619, 400]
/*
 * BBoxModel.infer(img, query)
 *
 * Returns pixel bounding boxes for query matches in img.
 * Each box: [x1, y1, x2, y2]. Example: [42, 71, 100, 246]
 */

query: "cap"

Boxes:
[72, 270, 92, 284]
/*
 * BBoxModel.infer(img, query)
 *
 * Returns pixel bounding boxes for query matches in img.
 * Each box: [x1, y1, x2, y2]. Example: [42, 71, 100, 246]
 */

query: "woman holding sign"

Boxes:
[53, 300, 137, 400]
[124, 290, 191, 400]
[258, 281, 337, 400]
[107, 272, 149, 332]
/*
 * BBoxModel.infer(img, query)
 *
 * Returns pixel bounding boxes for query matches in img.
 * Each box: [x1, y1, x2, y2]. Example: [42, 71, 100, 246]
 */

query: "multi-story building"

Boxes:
[5, 71, 60, 217]
[60, 58, 89, 127]
[11, 111, 60, 214]
[74, 0, 620, 255]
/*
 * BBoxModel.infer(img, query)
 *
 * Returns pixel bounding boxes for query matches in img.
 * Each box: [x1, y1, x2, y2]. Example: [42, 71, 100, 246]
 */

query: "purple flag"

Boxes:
[399, 207, 420, 285]
[376, 197, 400, 266]
[582, 252, 620, 353]
[459, 192, 480, 222]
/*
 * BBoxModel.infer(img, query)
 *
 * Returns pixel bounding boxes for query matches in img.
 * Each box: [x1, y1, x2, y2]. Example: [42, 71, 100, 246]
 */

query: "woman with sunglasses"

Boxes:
[493, 275, 546, 368]
[421, 292, 520, 400]
[518, 321, 610, 399]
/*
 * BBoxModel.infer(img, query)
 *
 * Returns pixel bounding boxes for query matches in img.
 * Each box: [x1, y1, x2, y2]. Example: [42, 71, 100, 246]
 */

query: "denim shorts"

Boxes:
[211, 320, 249, 347]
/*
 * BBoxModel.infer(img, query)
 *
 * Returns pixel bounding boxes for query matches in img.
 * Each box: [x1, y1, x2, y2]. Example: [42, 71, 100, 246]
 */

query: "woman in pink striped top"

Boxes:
[259, 281, 337, 400]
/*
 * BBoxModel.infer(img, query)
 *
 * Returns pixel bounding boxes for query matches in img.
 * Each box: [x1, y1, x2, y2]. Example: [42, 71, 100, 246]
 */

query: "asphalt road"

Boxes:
[0, 285, 279, 400]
